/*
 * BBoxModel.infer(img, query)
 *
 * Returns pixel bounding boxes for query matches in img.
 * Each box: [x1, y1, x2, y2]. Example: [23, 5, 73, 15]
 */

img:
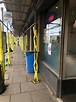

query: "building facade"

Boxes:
[25, 0, 76, 98]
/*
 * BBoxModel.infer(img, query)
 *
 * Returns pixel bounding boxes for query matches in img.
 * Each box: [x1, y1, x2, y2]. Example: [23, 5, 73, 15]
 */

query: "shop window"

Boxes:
[43, 1, 62, 74]
[65, 0, 76, 77]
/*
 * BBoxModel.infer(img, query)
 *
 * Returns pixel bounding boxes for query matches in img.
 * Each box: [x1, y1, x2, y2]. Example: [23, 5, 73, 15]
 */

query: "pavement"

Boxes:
[0, 46, 58, 102]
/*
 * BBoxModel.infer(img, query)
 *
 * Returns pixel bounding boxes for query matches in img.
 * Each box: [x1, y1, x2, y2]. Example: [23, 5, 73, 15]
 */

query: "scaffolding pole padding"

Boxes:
[32, 25, 40, 84]
[0, 23, 5, 78]
[6, 32, 11, 65]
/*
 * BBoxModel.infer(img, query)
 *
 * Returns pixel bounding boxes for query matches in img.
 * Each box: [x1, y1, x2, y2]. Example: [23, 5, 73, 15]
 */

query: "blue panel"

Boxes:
[25, 52, 34, 73]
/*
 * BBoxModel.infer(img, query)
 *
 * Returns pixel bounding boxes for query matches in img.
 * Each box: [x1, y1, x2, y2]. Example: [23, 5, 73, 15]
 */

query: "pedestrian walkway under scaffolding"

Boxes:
[0, 46, 58, 102]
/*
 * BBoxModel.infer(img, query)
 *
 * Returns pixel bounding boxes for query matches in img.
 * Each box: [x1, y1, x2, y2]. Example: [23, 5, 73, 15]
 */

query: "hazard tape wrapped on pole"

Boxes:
[32, 9, 40, 83]
[0, 23, 6, 94]
[25, 35, 28, 51]
[31, 0, 40, 84]
[0, 23, 5, 77]
[9, 34, 14, 52]
[23, 35, 25, 52]
[6, 32, 11, 65]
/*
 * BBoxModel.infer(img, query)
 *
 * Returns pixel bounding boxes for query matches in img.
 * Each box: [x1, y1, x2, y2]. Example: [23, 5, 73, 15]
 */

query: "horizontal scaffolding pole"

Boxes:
[0, 20, 12, 32]
[7, 10, 27, 14]
[24, 23, 35, 33]
[13, 19, 25, 21]
[0, 1, 29, 7]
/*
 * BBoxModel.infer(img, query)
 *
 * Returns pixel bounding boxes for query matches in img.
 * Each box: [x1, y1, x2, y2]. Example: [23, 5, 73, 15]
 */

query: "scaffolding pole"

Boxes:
[32, 24, 40, 84]
[6, 32, 11, 65]
[0, 23, 5, 78]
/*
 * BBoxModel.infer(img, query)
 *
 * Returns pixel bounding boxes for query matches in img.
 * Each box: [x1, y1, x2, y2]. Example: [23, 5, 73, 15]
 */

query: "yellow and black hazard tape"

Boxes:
[6, 32, 11, 65]
[0, 24, 5, 78]
[32, 25, 40, 84]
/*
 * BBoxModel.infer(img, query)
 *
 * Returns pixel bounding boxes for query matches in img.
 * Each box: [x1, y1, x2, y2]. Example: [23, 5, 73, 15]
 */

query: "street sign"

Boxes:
[3, 12, 12, 24]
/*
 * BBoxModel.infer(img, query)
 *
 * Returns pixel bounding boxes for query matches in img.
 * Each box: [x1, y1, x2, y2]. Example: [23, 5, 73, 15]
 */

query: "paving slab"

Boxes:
[12, 65, 25, 69]
[20, 71, 26, 76]
[11, 93, 32, 102]
[26, 74, 44, 82]
[10, 72, 19, 77]
[5, 67, 14, 74]
[5, 78, 12, 85]
[21, 81, 46, 92]
[13, 76, 27, 83]
[31, 89, 57, 102]
[2, 84, 20, 95]
[0, 95, 10, 102]
[14, 68, 25, 72]
[5, 74, 9, 80]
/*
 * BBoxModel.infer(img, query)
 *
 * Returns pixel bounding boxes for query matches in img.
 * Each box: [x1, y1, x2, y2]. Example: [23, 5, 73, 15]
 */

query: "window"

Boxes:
[43, 1, 62, 74]
[65, 0, 76, 78]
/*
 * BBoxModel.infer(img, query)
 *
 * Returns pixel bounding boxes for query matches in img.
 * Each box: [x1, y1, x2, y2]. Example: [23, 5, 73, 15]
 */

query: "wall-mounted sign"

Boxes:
[3, 12, 12, 24]
[48, 15, 54, 22]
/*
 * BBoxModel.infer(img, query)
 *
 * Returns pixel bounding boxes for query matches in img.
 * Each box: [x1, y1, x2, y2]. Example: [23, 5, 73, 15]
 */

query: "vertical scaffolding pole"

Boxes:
[6, 32, 11, 65]
[0, 23, 5, 77]
[19, 36, 23, 51]
[10, 35, 14, 51]
[0, 23, 5, 95]
[30, 28, 32, 51]
[32, 8, 40, 83]
[22, 36, 24, 52]
[25, 35, 28, 51]
[19, 37, 20, 47]
[24, 36, 26, 51]
[23, 35, 25, 52]
[13, 36, 15, 49]
[10, 34, 12, 51]
[21, 36, 23, 51]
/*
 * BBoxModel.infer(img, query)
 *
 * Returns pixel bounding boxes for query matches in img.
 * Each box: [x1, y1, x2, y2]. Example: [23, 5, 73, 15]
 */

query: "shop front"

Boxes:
[39, 0, 76, 97]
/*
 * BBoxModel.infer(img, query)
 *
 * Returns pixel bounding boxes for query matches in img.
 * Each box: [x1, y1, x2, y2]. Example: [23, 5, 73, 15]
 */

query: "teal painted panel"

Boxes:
[43, 42, 60, 74]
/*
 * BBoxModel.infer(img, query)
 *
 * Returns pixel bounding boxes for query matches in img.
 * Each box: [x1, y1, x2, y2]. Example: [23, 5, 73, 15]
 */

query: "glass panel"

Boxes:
[43, 1, 62, 74]
[66, 0, 76, 77]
